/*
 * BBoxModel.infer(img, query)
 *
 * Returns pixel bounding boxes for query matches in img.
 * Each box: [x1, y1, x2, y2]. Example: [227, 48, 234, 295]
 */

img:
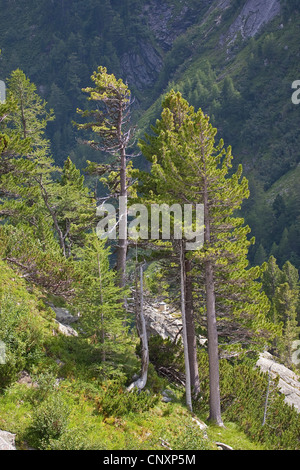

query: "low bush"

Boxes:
[27, 393, 71, 449]
[96, 379, 159, 418]
[0, 294, 45, 390]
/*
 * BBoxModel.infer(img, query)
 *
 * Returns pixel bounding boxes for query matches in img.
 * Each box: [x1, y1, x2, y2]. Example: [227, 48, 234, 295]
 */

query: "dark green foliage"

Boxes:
[222, 362, 300, 450]
[148, 336, 185, 385]
[261, 256, 300, 365]
[0, 4, 300, 450]
[0, 296, 44, 390]
[96, 379, 159, 418]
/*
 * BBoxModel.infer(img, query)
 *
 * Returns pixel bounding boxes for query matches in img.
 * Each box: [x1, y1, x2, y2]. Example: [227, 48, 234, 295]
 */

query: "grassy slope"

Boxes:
[0, 258, 265, 450]
[0, 381, 264, 451]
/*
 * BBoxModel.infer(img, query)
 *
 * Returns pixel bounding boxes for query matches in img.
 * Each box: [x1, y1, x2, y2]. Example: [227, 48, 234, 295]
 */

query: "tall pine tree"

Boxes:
[139, 90, 275, 425]
[75, 66, 135, 288]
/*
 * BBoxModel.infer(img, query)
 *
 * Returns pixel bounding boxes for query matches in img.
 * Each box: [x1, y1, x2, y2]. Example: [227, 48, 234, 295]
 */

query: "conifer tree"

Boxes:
[262, 257, 300, 365]
[0, 80, 31, 172]
[1, 73, 96, 260]
[37, 157, 96, 258]
[139, 91, 201, 399]
[6, 69, 54, 166]
[140, 90, 275, 425]
[74, 233, 128, 372]
[75, 66, 135, 288]
[0, 70, 57, 232]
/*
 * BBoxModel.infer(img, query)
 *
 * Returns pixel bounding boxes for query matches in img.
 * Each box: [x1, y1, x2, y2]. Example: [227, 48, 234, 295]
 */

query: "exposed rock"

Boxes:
[17, 370, 37, 388]
[50, 305, 79, 337]
[121, 0, 281, 92]
[140, 0, 206, 51]
[0, 431, 16, 450]
[192, 416, 208, 438]
[121, 41, 163, 90]
[256, 351, 300, 413]
[215, 441, 234, 450]
[162, 389, 175, 402]
[144, 301, 207, 346]
[54, 319, 78, 337]
[226, 0, 281, 43]
[50, 306, 79, 325]
[144, 302, 182, 341]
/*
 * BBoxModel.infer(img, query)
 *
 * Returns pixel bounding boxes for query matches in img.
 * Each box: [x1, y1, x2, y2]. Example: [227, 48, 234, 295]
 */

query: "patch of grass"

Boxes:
[205, 420, 267, 451]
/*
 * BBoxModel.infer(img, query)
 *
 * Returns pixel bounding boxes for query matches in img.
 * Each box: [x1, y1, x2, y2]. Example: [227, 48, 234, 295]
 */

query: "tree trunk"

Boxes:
[203, 177, 223, 426]
[185, 256, 201, 398]
[127, 264, 149, 392]
[180, 242, 193, 412]
[97, 252, 106, 362]
[205, 259, 223, 425]
[116, 142, 128, 289]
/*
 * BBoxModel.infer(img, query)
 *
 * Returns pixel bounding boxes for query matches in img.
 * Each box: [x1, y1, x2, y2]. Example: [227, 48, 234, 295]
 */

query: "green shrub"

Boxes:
[28, 393, 70, 449]
[96, 379, 159, 418]
[0, 294, 45, 390]
[172, 424, 212, 450]
[192, 351, 300, 450]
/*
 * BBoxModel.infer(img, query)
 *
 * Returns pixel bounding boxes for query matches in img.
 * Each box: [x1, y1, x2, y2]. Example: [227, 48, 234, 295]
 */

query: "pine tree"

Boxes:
[139, 91, 201, 399]
[0, 70, 58, 230]
[1, 72, 96, 261]
[0, 97, 31, 181]
[262, 256, 283, 324]
[262, 257, 300, 364]
[75, 66, 135, 288]
[74, 233, 128, 372]
[6, 69, 54, 165]
[38, 156, 96, 258]
[139, 90, 275, 425]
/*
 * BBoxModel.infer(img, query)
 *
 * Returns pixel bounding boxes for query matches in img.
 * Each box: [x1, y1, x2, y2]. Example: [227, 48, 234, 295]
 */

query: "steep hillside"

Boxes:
[0, 0, 299, 266]
[0, 0, 212, 165]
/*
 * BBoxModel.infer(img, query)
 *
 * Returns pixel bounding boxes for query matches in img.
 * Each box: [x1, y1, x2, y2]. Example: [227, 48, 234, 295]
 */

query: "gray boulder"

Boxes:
[0, 431, 16, 450]
[256, 351, 300, 413]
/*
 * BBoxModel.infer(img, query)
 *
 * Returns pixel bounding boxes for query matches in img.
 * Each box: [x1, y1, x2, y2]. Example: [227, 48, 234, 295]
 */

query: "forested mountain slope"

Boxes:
[1, 0, 299, 267]
[1, 1, 300, 452]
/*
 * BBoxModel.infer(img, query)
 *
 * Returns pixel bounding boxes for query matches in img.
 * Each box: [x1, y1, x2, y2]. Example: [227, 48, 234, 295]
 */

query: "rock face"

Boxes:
[0, 431, 16, 450]
[144, 301, 207, 346]
[144, 302, 182, 342]
[120, 0, 281, 91]
[256, 351, 300, 413]
[226, 0, 281, 42]
[120, 0, 210, 89]
[50, 306, 79, 337]
[120, 41, 163, 90]
[140, 0, 205, 51]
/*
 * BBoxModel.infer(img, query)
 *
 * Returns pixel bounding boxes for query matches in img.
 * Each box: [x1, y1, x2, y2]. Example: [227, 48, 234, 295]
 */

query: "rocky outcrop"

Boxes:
[121, 0, 281, 91]
[0, 431, 16, 450]
[256, 351, 300, 413]
[144, 301, 207, 346]
[226, 0, 281, 43]
[121, 41, 163, 90]
[140, 0, 205, 51]
[50, 306, 79, 337]
[121, 0, 205, 89]
[144, 302, 182, 341]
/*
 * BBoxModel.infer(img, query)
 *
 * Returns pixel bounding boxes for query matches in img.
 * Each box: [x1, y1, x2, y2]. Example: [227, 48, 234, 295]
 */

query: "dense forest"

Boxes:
[0, 0, 300, 453]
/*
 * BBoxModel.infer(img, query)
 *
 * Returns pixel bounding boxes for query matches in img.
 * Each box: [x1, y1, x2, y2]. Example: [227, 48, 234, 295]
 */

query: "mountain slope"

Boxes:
[1, 0, 300, 267]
